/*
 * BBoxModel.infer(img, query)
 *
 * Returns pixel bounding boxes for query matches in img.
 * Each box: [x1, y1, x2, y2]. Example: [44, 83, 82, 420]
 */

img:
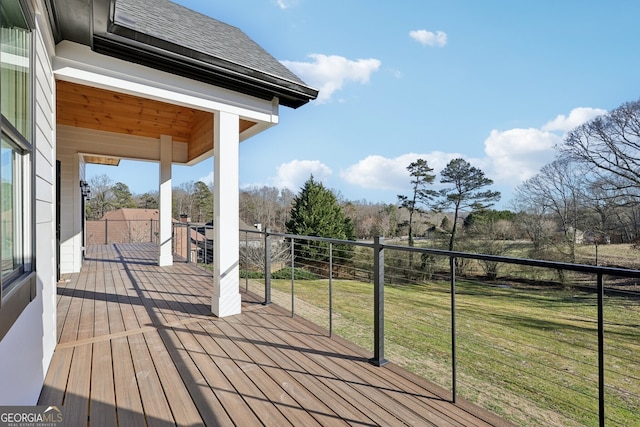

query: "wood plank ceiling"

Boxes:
[56, 80, 256, 163]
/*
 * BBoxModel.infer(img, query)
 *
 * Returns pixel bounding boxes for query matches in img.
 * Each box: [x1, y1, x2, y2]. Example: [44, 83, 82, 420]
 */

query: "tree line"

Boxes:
[85, 176, 214, 223]
[86, 97, 640, 267]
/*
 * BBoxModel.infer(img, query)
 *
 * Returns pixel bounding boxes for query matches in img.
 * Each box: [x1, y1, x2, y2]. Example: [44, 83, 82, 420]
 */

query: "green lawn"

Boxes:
[248, 276, 640, 426]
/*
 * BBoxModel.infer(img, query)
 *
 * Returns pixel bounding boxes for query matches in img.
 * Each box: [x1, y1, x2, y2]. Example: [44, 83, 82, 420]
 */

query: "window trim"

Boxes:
[0, 0, 36, 341]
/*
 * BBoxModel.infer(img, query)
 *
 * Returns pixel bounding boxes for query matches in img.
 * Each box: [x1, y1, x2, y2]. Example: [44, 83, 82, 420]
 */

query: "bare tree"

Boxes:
[87, 174, 115, 219]
[511, 197, 555, 258]
[561, 99, 640, 198]
[172, 181, 196, 220]
[240, 241, 291, 271]
[513, 158, 588, 262]
[240, 186, 295, 232]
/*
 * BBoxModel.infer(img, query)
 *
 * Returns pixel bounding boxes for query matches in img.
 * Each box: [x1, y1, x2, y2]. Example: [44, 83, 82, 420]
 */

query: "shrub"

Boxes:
[272, 267, 319, 280]
[239, 270, 265, 279]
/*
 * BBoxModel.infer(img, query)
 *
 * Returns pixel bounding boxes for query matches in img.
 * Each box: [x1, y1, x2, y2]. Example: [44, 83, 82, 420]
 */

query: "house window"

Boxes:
[1, 0, 31, 140]
[1, 139, 24, 284]
[0, 0, 35, 340]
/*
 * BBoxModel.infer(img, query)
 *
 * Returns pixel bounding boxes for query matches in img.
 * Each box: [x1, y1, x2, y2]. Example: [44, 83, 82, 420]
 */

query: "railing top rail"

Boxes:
[240, 228, 640, 279]
[383, 242, 640, 278]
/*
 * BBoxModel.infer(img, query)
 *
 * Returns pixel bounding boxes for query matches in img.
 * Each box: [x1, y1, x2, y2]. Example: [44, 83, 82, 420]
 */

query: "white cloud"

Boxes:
[276, 0, 297, 9]
[341, 152, 461, 191]
[281, 54, 381, 103]
[270, 160, 332, 191]
[541, 107, 607, 133]
[409, 29, 447, 47]
[483, 128, 561, 184]
[483, 107, 608, 185]
[341, 107, 604, 196]
[197, 171, 214, 185]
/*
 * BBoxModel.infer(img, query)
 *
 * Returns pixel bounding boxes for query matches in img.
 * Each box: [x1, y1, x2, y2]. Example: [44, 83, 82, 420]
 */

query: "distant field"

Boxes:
[574, 243, 640, 268]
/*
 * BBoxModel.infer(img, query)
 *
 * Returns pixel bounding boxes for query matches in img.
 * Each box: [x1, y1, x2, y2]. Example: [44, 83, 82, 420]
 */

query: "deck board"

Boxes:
[39, 243, 511, 426]
[268, 314, 472, 426]
[90, 340, 117, 427]
[143, 332, 204, 427]
[111, 336, 147, 427]
[224, 315, 357, 426]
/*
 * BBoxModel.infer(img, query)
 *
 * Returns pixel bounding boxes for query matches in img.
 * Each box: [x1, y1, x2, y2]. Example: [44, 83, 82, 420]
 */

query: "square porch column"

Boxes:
[159, 134, 173, 266]
[212, 111, 241, 317]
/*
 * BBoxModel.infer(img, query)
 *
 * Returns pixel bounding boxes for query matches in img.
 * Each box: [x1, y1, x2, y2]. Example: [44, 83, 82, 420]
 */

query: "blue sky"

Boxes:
[87, 0, 640, 209]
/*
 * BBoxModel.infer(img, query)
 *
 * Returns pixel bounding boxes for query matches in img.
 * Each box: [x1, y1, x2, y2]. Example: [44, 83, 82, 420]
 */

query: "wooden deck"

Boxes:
[39, 243, 510, 426]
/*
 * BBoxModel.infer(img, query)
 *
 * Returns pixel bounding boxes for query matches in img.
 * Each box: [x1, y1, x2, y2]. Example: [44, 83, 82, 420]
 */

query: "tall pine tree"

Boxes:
[397, 159, 437, 247]
[286, 176, 355, 263]
[433, 158, 500, 251]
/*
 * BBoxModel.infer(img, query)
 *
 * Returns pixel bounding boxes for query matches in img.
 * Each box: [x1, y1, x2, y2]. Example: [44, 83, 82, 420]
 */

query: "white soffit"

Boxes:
[53, 41, 279, 126]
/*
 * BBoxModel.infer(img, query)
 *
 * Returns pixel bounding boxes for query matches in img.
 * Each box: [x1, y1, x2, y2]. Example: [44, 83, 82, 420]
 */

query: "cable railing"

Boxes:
[238, 228, 640, 427]
[172, 222, 216, 266]
[86, 219, 159, 245]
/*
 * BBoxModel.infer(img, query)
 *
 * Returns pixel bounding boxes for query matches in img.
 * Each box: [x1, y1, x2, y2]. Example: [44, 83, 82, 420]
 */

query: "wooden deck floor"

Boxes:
[39, 243, 510, 426]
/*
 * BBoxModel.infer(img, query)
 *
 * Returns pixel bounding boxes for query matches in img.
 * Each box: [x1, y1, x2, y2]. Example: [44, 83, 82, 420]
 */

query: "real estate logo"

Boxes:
[0, 406, 62, 427]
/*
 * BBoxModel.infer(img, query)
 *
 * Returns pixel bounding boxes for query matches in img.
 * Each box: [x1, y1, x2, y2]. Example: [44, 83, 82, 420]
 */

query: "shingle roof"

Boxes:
[113, 0, 306, 86]
[48, 0, 317, 108]
[102, 208, 159, 222]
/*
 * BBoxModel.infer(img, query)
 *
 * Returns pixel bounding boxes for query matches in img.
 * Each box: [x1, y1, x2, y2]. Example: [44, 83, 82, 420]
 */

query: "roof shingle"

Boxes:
[113, 0, 308, 86]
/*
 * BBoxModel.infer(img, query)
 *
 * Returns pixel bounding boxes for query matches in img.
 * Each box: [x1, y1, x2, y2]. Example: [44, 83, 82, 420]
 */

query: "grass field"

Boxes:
[247, 273, 640, 426]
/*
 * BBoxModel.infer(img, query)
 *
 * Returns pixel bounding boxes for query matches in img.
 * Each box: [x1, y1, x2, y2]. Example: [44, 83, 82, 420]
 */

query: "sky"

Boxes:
[87, 0, 640, 209]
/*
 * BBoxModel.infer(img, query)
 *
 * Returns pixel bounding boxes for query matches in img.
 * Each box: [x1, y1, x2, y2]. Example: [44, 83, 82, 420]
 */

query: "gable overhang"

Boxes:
[45, 0, 318, 109]
[54, 41, 280, 165]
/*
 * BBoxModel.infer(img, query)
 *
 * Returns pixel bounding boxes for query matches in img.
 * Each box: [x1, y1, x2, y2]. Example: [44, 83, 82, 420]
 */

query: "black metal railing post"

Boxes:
[371, 236, 388, 366]
[186, 223, 191, 263]
[450, 256, 457, 403]
[244, 231, 249, 292]
[264, 229, 272, 305]
[329, 242, 333, 337]
[291, 237, 295, 317]
[105, 219, 108, 244]
[204, 228, 208, 266]
[597, 272, 605, 427]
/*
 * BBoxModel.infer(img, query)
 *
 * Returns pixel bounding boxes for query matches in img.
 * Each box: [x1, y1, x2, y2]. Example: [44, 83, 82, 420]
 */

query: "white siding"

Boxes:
[0, 6, 57, 404]
[57, 147, 82, 274]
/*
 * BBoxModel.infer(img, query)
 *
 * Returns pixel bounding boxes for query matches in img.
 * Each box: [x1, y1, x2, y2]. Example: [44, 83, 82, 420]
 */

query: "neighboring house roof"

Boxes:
[47, 0, 318, 108]
[86, 208, 160, 245]
[102, 208, 159, 222]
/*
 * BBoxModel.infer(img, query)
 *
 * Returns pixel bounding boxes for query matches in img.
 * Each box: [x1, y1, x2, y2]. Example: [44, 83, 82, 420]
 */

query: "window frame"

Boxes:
[0, 0, 36, 341]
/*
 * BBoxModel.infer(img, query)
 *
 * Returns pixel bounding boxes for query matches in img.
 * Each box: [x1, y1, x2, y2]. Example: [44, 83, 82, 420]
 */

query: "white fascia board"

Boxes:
[53, 41, 279, 125]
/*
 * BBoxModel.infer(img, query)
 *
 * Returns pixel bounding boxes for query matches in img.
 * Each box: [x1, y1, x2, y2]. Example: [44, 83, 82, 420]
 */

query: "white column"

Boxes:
[212, 111, 241, 317]
[158, 135, 173, 266]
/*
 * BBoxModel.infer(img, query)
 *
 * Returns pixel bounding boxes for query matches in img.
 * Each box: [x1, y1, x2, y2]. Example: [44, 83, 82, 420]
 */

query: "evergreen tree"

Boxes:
[193, 181, 213, 222]
[137, 192, 158, 209]
[286, 176, 355, 263]
[397, 159, 437, 246]
[433, 158, 500, 251]
[112, 182, 136, 209]
[464, 209, 514, 228]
